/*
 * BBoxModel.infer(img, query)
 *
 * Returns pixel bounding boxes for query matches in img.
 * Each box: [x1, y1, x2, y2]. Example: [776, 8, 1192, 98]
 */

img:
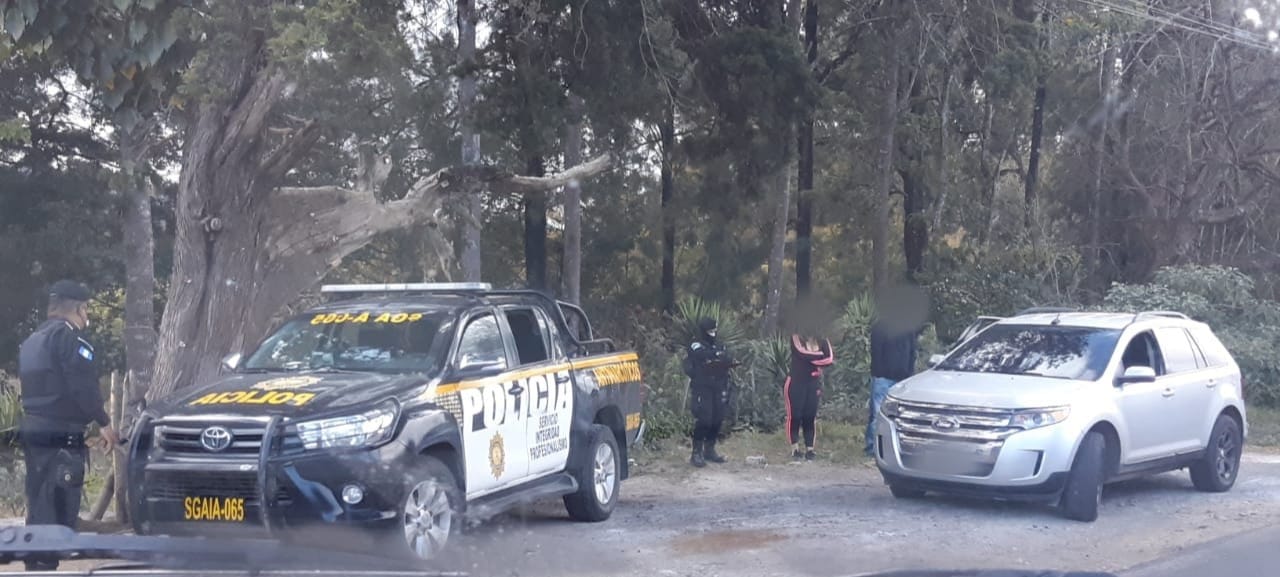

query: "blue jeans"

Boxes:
[865, 377, 896, 456]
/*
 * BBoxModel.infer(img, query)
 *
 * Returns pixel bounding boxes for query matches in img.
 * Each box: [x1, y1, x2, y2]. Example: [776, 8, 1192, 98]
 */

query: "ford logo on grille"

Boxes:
[932, 416, 960, 431]
[200, 426, 233, 452]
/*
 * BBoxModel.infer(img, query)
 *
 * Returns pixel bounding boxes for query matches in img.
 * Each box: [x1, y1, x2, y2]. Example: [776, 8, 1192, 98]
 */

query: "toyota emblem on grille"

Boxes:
[200, 426, 233, 452]
[932, 416, 959, 431]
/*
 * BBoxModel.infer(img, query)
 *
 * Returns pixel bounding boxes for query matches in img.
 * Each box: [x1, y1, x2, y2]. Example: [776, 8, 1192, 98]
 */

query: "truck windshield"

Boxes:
[936, 324, 1121, 381]
[243, 310, 452, 374]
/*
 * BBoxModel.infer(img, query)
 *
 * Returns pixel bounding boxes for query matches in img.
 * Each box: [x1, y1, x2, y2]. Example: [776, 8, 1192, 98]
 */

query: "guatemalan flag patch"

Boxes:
[78, 346, 93, 361]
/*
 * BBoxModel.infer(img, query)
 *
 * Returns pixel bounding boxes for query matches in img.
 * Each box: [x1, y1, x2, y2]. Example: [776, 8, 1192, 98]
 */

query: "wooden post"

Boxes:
[89, 373, 121, 521]
[113, 374, 129, 524]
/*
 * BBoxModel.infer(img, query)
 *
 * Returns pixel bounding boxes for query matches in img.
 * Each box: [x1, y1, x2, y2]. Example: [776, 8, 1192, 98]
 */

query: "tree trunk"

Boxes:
[119, 129, 157, 420]
[931, 64, 952, 232]
[147, 49, 614, 399]
[762, 168, 791, 335]
[660, 103, 676, 314]
[1013, 0, 1044, 245]
[561, 95, 585, 304]
[872, 8, 901, 292]
[458, 0, 482, 281]
[1086, 43, 1115, 279]
[795, 0, 817, 300]
[902, 168, 927, 281]
[523, 156, 548, 290]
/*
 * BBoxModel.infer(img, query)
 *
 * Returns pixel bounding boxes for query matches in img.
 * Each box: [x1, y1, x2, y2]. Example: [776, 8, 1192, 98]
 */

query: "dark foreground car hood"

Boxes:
[854, 572, 1115, 577]
[152, 370, 436, 417]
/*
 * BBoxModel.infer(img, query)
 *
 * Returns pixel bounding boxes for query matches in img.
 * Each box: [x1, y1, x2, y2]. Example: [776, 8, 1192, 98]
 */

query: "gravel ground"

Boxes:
[436, 451, 1280, 577]
[4, 451, 1279, 576]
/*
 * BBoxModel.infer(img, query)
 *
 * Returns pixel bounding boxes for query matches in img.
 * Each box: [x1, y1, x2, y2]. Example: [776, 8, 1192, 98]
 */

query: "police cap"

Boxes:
[49, 280, 92, 302]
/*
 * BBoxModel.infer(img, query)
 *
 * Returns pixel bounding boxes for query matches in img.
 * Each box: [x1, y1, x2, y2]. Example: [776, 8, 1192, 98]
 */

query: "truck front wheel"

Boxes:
[564, 424, 620, 522]
[397, 456, 461, 561]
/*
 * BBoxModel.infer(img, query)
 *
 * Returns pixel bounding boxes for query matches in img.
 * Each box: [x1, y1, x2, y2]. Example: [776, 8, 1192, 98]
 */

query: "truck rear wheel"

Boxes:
[564, 424, 619, 522]
[397, 456, 461, 562]
[1059, 431, 1105, 522]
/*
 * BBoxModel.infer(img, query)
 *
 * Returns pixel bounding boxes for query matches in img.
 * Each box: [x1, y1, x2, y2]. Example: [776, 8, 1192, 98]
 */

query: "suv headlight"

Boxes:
[296, 401, 399, 450]
[880, 397, 901, 418]
[1009, 406, 1070, 430]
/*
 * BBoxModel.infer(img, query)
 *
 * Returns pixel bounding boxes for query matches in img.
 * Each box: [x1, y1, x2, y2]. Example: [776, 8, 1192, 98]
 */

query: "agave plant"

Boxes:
[672, 296, 748, 350]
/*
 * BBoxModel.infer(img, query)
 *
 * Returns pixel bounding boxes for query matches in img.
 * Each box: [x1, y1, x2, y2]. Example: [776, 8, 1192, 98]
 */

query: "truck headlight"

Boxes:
[1009, 407, 1070, 429]
[880, 397, 901, 418]
[296, 401, 398, 450]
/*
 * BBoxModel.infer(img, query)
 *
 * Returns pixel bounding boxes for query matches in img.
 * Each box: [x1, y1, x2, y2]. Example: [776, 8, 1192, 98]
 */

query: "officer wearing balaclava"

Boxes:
[684, 317, 736, 467]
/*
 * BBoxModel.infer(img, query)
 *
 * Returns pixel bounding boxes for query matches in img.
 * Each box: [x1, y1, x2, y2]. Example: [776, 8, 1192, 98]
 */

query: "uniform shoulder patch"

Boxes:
[690, 342, 704, 351]
[77, 346, 94, 361]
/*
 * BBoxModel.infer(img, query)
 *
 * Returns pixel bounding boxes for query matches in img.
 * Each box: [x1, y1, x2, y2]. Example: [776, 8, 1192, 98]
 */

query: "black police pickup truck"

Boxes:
[126, 283, 645, 561]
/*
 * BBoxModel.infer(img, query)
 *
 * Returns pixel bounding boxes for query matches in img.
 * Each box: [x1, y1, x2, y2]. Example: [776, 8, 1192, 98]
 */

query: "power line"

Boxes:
[1073, 0, 1276, 51]
[1108, 0, 1270, 44]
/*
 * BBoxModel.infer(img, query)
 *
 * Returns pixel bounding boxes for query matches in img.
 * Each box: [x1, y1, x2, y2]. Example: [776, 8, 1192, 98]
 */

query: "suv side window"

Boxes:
[1153, 327, 1198, 374]
[504, 308, 549, 365]
[1121, 331, 1164, 375]
[457, 314, 508, 371]
[1188, 326, 1232, 367]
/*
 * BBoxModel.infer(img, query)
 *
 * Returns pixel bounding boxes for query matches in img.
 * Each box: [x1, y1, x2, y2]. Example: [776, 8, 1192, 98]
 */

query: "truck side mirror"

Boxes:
[221, 352, 242, 372]
[928, 354, 946, 368]
[1116, 365, 1156, 386]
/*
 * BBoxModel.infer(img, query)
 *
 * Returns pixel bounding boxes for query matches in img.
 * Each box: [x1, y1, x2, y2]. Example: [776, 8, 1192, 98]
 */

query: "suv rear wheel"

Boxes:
[1190, 414, 1242, 492]
[397, 456, 461, 562]
[1059, 431, 1105, 522]
[564, 424, 620, 522]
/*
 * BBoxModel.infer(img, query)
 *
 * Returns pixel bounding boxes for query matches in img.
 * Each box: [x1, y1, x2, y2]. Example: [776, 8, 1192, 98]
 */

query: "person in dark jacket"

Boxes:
[685, 317, 736, 467]
[786, 333, 834, 461]
[866, 294, 923, 458]
[18, 280, 118, 571]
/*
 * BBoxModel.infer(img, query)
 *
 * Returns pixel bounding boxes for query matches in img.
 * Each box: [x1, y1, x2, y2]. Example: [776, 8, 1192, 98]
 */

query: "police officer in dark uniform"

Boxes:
[685, 317, 736, 467]
[18, 280, 118, 571]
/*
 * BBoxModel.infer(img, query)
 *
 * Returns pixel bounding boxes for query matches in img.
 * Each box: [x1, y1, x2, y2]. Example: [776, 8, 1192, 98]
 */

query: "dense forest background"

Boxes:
[4, 0, 1280, 439]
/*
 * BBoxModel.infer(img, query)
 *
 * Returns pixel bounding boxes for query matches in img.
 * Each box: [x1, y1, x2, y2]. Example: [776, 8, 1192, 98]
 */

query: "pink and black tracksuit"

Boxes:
[785, 335, 834, 448]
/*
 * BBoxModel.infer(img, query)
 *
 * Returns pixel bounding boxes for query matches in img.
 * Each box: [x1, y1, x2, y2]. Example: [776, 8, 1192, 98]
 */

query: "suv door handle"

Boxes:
[1162, 388, 1176, 397]
[1206, 379, 1219, 389]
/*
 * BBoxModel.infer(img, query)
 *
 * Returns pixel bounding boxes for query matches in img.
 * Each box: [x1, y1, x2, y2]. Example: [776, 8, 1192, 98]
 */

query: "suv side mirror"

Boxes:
[928, 354, 946, 368]
[221, 352, 242, 372]
[1116, 365, 1156, 385]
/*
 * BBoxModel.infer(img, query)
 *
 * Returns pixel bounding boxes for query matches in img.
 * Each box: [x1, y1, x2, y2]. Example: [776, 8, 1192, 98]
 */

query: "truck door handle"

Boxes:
[1162, 388, 1176, 397]
[556, 374, 572, 384]
[509, 384, 524, 396]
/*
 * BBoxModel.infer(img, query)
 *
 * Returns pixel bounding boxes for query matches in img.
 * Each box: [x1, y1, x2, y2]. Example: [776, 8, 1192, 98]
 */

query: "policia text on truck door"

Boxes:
[127, 283, 645, 561]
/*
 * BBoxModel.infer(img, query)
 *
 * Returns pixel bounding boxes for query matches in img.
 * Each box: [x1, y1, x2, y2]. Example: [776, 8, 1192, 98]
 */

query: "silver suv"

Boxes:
[874, 311, 1247, 522]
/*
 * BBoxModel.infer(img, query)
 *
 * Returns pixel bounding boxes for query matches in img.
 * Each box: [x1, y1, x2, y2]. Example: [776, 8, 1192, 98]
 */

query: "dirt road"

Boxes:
[4, 451, 1278, 576]
[437, 451, 1280, 577]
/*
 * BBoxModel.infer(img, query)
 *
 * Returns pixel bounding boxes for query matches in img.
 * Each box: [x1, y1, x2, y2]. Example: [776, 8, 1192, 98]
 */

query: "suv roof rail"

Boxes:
[1134, 310, 1190, 320]
[1015, 306, 1077, 316]
[320, 282, 493, 295]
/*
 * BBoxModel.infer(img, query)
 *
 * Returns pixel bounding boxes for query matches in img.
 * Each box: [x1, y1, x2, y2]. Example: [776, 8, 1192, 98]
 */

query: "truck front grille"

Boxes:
[147, 470, 291, 505]
[156, 421, 268, 456]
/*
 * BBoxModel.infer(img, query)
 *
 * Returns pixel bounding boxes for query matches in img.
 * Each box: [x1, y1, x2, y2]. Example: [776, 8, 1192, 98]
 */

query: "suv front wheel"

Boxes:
[1059, 431, 1105, 522]
[1190, 414, 1242, 492]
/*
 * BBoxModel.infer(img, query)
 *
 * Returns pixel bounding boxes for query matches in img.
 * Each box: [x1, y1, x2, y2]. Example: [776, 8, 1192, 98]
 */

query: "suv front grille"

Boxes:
[892, 401, 1019, 477]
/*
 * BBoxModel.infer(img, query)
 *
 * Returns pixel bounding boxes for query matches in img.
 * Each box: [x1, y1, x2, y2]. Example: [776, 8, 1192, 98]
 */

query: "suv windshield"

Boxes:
[243, 310, 452, 374]
[936, 324, 1121, 381]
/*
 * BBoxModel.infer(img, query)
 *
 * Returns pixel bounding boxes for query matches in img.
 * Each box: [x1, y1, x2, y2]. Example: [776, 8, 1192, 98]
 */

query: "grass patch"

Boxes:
[633, 418, 872, 470]
[1248, 406, 1280, 448]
